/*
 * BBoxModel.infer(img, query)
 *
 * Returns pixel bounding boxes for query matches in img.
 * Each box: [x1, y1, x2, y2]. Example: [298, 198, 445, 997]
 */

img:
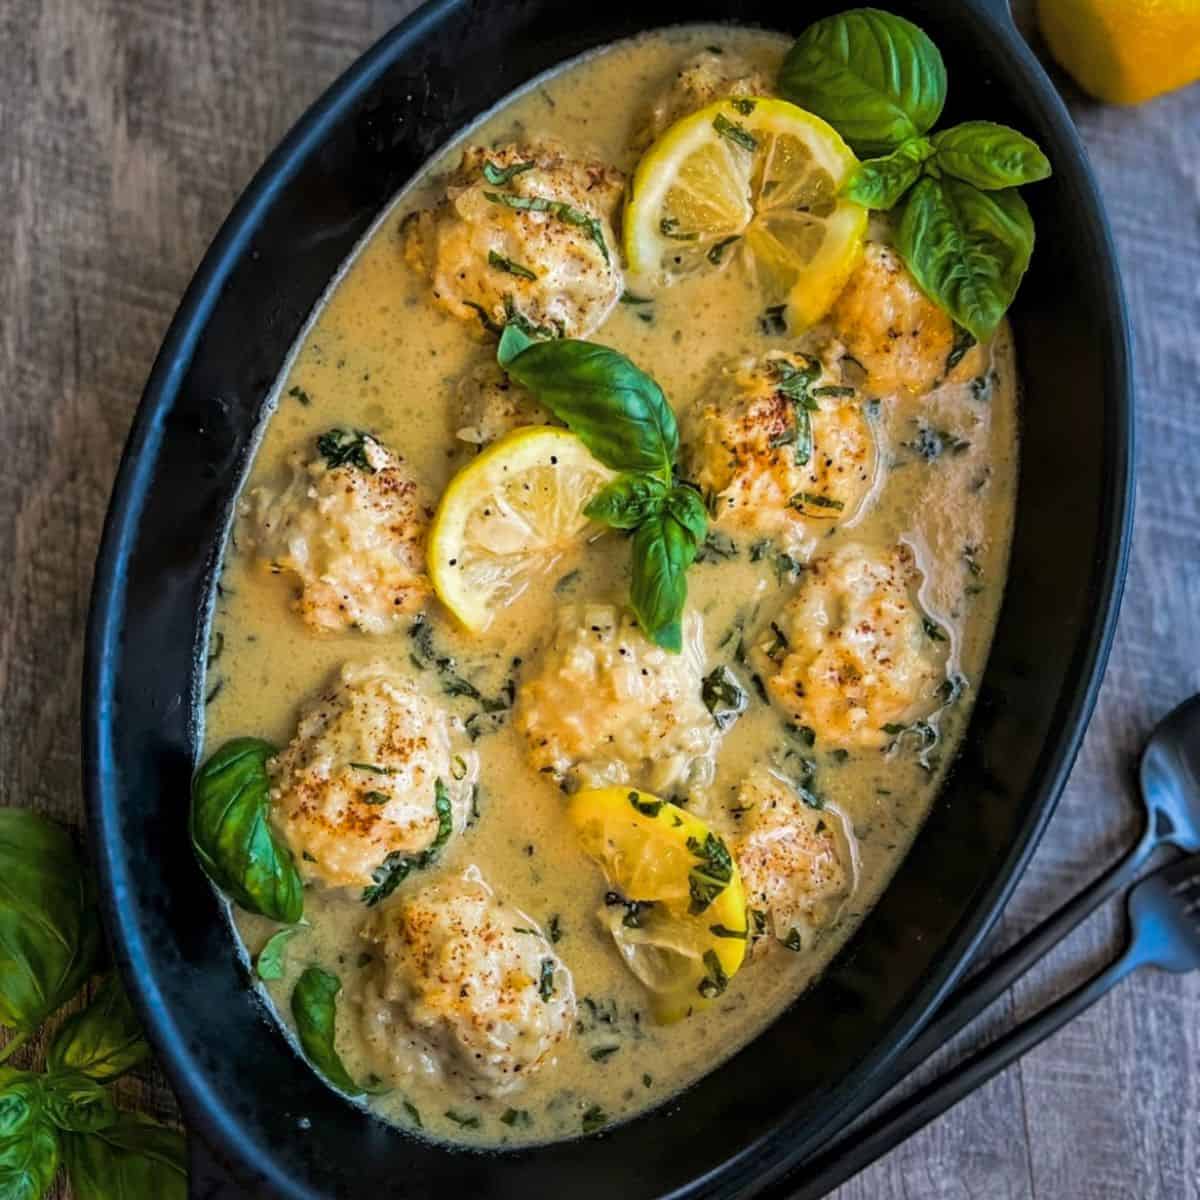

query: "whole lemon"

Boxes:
[1037, 0, 1200, 104]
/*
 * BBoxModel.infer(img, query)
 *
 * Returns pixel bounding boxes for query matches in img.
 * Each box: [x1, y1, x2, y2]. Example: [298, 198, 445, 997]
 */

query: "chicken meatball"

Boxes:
[268, 661, 475, 890]
[828, 243, 986, 398]
[639, 49, 771, 145]
[402, 140, 624, 340]
[752, 543, 948, 748]
[729, 770, 856, 956]
[515, 604, 720, 796]
[358, 870, 575, 1096]
[240, 429, 431, 635]
[683, 351, 877, 539]
[453, 359, 552, 447]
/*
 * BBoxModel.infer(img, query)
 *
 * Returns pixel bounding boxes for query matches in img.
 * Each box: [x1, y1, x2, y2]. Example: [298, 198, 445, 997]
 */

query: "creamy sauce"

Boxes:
[204, 26, 1018, 1148]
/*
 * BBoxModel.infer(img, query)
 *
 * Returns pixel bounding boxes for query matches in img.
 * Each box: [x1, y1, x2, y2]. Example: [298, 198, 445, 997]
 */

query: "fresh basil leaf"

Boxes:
[190, 738, 304, 924]
[46, 974, 148, 1084]
[255, 926, 304, 982]
[931, 121, 1052, 190]
[0, 1087, 58, 1200]
[39, 1073, 115, 1134]
[662, 486, 708, 545]
[844, 136, 934, 209]
[584, 474, 668, 530]
[291, 967, 362, 1095]
[0, 1073, 41, 1138]
[496, 337, 678, 478]
[62, 1116, 186, 1200]
[630, 508, 699, 653]
[897, 176, 1034, 342]
[779, 8, 946, 154]
[0, 809, 104, 1034]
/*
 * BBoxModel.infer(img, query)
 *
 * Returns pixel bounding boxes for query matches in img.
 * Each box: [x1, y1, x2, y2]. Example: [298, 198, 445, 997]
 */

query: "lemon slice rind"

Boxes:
[428, 427, 613, 632]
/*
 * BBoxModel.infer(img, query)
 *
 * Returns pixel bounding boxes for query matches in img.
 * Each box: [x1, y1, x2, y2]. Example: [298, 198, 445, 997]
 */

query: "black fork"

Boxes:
[781, 853, 1200, 1199]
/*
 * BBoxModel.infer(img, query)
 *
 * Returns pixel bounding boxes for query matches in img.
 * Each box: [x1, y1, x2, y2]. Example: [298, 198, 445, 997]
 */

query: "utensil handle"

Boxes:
[888, 826, 1153, 1083]
[784, 950, 1139, 1200]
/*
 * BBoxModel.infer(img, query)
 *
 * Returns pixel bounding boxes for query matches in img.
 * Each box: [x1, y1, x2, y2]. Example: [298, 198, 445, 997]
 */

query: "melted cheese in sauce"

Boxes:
[204, 25, 1018, 1148]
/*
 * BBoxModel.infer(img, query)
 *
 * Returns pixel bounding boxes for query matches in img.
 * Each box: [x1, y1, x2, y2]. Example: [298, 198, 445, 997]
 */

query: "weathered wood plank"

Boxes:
[2, 3, 1196, 1198]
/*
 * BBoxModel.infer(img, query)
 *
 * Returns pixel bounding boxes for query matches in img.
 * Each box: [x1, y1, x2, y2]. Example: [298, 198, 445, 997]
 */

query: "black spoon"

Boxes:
[784, 849, 1200, 1199]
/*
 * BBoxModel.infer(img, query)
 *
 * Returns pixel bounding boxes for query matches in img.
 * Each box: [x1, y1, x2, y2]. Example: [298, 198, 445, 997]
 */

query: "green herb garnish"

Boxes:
[779, 9, 1050, 339]
[488, 250, 537, 280]
[484, 190, 610, 264]
[686, 833, 734, 914]
[360, 780, 453, 906]
[316, 428, 377, 472]
[697, 949, 729, 998]
[712, 113, 758, 152]
[538, 958, 556, 1002]
[482, 158, 535, 186]
[702, 666, 748, 731]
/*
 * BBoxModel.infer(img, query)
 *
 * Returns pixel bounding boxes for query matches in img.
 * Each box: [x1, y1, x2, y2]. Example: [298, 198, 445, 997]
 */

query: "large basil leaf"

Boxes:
[0, 809, 104, 1034]
[897, 176, 1034, 342]
[191, 739, 303, 924]
[47, 974, 148, 1084]
[779, 9, 946, 155]
[0, 1071, 58, 1200]
[844, 136, 934, 209]
[497, 329, 678, 478]
[291, 967, 362, 1095]
[931, 121, 1052, 190]
[584, 473, 668, 529]
[0, 1119, 58, 1200]
[630, 508, 701, 654]
[62, 1116, 186, 1200]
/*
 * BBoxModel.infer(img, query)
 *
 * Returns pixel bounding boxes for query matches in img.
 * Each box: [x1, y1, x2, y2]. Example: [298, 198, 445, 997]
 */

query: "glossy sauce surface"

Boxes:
[205, 25, 1018, 1147]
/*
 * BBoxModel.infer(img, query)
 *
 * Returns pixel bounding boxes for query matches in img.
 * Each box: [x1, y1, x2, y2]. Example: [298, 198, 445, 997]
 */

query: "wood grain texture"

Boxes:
[0, 2, 1195, 1197]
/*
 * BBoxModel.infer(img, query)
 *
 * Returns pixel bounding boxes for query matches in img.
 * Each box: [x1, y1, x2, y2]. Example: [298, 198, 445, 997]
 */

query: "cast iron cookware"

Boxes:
[84, 1, 1132, 1196]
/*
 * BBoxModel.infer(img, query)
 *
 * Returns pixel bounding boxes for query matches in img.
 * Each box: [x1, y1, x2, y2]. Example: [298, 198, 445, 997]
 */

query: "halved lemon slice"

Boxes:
[624, 97, 867, 328]
[569, 787, 748, 1023]
[429, 427, 613, 631]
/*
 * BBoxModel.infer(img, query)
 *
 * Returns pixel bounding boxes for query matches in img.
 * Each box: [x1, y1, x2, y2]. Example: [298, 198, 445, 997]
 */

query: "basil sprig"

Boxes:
[0, 809, 184, 1200]
[498, 326, 705, 652]
[779, 7, 1051, 341]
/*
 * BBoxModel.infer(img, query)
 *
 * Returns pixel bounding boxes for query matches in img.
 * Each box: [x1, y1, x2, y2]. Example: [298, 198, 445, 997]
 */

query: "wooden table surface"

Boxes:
[3, 2, 1197, 1196]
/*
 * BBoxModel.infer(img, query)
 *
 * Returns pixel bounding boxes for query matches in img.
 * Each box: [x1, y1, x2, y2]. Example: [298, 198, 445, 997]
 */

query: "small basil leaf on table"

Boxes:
[62, 1115, 186, 1200]
[497, 332, 678, 478]
[778, 8, 947, 155]
[46, 974, 148, 1084]
[844, 136, 934, 209]
[190, 738, 304, 924]
[39, 1073, 116, 1134]
[0, 1091, 59, 1200]
[584, 473, 668, 529]
[255, 925, 305, 982]
[291, 967, 362, 1095]
[897, 176, 1034, 343]
[931, 121, 1052, 190]
[0, 808, 105, 1036]
[0, 1072, 43, 1138]
[630, 508, 701, 653]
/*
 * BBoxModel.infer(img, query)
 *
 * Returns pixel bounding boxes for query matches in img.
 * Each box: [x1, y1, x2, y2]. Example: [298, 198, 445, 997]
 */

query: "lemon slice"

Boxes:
[429, 427, 613, 631]
[569, 787, 748, 1022]
[624, 97, 867, 328]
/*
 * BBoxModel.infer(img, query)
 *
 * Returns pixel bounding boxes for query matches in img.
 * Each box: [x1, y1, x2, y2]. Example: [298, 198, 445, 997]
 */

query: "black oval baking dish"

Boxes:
[83, 1, 1133, 1196]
